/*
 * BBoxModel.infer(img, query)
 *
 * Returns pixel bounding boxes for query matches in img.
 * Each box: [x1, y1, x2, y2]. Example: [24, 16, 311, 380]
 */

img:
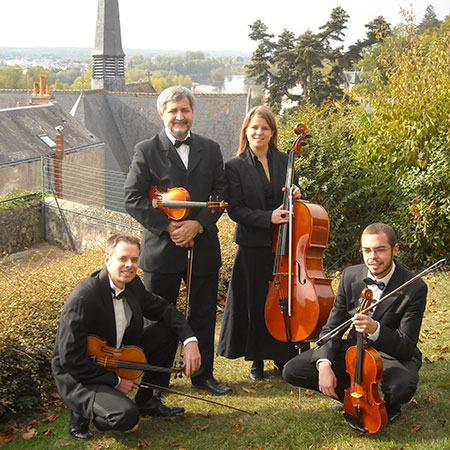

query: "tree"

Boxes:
[246, 7, 391, 111]
[417, 5, 441, 34]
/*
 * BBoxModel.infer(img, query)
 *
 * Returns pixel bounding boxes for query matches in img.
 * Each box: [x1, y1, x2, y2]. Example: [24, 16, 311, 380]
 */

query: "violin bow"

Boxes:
[139, 381, 257, 415]
[315, 258, 446, 348]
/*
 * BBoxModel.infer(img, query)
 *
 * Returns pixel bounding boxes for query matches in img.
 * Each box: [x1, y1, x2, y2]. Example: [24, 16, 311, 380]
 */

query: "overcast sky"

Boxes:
[1, 1, 448, 53]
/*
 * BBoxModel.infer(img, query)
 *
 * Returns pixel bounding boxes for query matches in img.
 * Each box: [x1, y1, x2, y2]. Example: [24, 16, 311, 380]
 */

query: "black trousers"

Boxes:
[90, 322, 179, 431]
[282, 341, 421, 410]
[144, 270, 219, 384]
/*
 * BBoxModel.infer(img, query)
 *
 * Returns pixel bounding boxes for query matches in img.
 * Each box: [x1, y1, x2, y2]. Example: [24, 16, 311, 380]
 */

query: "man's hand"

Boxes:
[353, 313, 378, 335]
[167, 220, 201, 248]
[116, 377, 139, 395]
[183, 341, 202, 377]
[318, 361, 339, 399]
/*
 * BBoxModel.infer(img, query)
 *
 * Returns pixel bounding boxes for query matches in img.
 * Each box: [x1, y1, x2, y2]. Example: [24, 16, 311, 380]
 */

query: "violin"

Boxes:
[264, 124, 334, 343]
[343, 288, 387, 434]
[86, 335, 183, 380]
[87, 336, 257, 415]
[149, 186, 227, 220]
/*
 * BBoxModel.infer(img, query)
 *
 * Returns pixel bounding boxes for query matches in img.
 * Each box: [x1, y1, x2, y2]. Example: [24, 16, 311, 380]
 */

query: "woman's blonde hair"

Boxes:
[237, 105, 278, 155]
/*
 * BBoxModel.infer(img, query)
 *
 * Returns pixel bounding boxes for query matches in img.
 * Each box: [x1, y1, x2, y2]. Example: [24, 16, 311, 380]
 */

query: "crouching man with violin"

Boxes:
[283, 223, 428, 431]
[51, 234, 201, 440]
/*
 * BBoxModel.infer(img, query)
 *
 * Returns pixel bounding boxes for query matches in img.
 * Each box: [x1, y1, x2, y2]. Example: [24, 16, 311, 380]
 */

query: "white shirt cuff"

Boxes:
[367, 321, 381, 341]
[183, 336, 198, 346]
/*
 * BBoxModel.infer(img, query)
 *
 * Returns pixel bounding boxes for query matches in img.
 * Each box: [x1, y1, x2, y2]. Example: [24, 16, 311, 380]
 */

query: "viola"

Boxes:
[86, 335, 183, 380]
[149, 186, 227, 220]
[264, 124, 334, 343]
[343, 288, 387, 434]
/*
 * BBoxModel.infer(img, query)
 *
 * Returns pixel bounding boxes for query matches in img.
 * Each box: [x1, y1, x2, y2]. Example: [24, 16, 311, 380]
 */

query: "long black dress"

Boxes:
[217, 146, 297, 362]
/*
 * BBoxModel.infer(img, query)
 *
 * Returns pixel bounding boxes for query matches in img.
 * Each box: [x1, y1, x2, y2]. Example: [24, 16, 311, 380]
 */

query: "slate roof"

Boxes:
[0, 102, 102, 166]
[0, 88, 248, 172]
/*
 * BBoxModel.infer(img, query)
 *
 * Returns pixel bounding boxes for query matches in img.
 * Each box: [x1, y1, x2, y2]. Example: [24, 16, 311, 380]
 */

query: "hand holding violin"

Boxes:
[352, 313, 378, 335]
[116, 377, 140, 395]
[166, 220, 202, 248]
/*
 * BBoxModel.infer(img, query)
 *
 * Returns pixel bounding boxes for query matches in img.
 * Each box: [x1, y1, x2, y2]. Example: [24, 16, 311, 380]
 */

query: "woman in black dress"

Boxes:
[217, 106, 301, 380]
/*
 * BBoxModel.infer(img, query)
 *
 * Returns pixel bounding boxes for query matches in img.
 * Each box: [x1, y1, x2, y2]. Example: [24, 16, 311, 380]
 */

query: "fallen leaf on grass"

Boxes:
[22, 428, 37, 439]
[408, 398, 419, 406]
[423, 357, 433, 363]
[289, 390, 298, 400]
[432, 344, 448, 352]
[242, 387, 257, 394]
[42, 413, 59, 423]
[304, 389, 315, 396]
[233, 422, 244, 432]
[288, 401, 300, 409]
[437, 418, 446, 426]
[197, 410, 214, 418]
[263, 384, 274, 389]
[42, 427, 54, 436]
[192, 424, 209, 431]
[410, 424, 422, 432]
[424, 395, 435, 402]
[137, 439, 148, 448]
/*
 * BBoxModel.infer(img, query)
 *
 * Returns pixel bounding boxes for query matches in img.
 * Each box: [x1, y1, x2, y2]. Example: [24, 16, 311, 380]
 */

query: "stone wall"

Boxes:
[0, 199, 42, 254]
[43, 197, 141, 252]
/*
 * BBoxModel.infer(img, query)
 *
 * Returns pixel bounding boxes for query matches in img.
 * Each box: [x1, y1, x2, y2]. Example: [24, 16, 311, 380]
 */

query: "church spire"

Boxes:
[91, 0, 125, 91]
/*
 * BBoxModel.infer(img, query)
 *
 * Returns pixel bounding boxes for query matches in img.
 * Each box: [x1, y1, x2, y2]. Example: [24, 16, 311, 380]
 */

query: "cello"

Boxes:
[343, 288, 387, 434]
[264, 124, 334, 343]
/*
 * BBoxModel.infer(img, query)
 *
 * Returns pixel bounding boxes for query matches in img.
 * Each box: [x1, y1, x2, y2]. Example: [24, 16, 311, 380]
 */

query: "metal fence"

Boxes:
[41, 156, 142, 249]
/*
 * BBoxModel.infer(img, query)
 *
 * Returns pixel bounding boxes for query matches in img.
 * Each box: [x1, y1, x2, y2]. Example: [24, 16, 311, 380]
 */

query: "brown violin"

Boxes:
[264, 124, 334, 343]
[343, 288, 387, 433]
[149, 186, 227, 220]
[86, 335, 183, 380]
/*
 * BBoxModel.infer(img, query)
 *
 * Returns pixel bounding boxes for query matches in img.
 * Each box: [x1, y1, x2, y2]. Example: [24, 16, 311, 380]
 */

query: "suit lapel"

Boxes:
[187, 135, 202, 175]
[159, 130, 186, 173]
[372, 266, 403, 320]
[241, 149, 267, 208]
[351, 268, 368, 315]
[98, 268, 118, 346]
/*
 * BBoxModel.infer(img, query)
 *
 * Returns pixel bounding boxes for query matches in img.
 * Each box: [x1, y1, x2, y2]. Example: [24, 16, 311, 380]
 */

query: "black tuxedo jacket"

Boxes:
[313, 262, 428, 364]
[225, 146, 297, 247]
[51, 268, 194, 417]
[124, 130, 227, 275]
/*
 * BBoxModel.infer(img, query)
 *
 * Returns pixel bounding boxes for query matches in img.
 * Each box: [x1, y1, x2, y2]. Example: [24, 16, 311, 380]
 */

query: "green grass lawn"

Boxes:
[3, 271, 449, 450]
[0, 235, 448, 450]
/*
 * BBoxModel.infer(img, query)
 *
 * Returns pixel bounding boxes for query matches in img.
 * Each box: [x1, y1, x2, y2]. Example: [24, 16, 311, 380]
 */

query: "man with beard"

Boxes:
[283, 223, 428, 429]
[124, 86, 231, 396]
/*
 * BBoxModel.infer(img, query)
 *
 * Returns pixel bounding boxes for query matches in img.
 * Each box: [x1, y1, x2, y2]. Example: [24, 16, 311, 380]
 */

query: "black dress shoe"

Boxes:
[193, 377, 232, 395]
[69, 410, 93, 440]
[136, 395, 184, 418]
[387, 408, 402, 424]
[249, 361, 264, 380]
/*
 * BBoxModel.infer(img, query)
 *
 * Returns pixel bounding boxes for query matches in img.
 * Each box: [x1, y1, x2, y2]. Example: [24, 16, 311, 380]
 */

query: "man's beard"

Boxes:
[170, 122, 190, 139]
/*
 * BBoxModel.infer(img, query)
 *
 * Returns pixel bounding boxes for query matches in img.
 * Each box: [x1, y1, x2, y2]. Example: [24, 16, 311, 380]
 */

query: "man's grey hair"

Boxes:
[157, 86, 195, 115]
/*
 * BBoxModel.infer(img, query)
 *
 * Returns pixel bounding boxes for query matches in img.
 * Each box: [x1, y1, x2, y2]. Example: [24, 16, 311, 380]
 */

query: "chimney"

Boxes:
[54, 126, 64, 198]
[30, 76, 55, 105]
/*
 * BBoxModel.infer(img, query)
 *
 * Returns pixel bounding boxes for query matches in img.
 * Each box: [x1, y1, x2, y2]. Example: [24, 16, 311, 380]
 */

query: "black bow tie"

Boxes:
[363, 278, 386, 290]
[111, 288, 125, 299]
[174, 136, 192, 148]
